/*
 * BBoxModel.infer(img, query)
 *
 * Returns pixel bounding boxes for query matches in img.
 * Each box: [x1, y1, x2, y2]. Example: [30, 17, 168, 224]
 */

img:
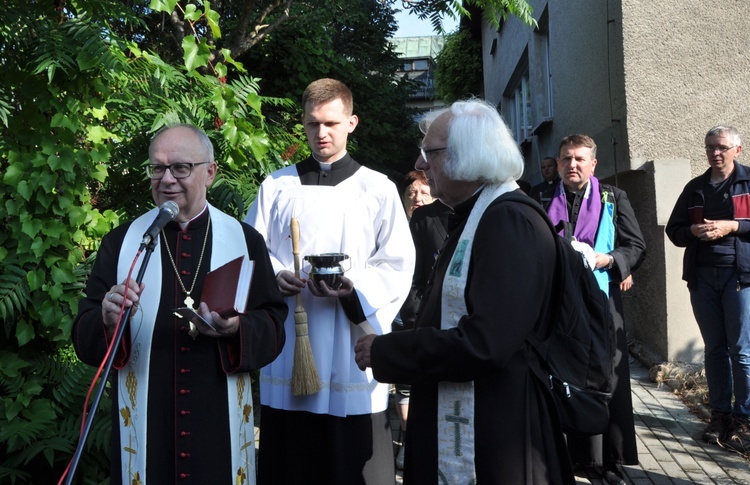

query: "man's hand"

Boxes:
[276, 270, 306, 296]
[354, 334, 377, 371]
[308, 275, 354, 298]
[192, 302, 239, 338]
[620, 274, 633, 292]
[594, 252, 614, 270]
[102, 278, 144, 339]
[692, 219, 739, 241]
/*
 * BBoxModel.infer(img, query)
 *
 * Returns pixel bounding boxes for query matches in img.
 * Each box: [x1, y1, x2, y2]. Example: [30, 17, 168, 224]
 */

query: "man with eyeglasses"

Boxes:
[667, 125, 750, 454]
[244, 78, 415, 484]
[73, 123, 288, 484]
[354, 99, 576, 484]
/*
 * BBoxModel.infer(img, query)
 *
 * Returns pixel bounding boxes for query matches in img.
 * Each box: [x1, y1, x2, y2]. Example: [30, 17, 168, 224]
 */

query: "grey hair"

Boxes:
[705, 125, 742, 147]
[421, 99, 524, 184]
[150, 123, 215, 161]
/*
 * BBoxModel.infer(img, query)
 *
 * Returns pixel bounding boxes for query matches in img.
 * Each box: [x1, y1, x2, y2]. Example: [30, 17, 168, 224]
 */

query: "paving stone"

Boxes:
[382, 359, 750, 483]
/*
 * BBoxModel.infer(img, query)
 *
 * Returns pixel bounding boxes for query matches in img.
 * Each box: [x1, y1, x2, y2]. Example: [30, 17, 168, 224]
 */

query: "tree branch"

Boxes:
[229, 0, 295, 58]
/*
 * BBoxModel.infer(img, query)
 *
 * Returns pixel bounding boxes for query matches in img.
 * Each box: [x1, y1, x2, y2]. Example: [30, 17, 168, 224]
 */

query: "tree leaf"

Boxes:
[149, 0, 179, 13]
[182, 36, 211, 72]
[3, 161, 25, 186]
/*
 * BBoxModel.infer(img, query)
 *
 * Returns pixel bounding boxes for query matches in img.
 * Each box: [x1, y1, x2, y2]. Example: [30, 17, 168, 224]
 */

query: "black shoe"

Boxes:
[724, 415, 750, 454]
[395, 442, 405, 470]
[603, 464, 626, 485]
[702, 410, 732, 444]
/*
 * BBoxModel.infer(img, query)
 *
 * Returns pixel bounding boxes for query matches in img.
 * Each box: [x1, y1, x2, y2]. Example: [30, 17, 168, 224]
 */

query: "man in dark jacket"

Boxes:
[531, 156, 561, 209]
[546, 134, 646, 485]
[666, 125, 750, 454]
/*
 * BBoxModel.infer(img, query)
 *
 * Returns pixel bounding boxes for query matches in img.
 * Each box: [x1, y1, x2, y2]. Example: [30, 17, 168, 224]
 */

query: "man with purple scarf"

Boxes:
[546, 134, 646, 485]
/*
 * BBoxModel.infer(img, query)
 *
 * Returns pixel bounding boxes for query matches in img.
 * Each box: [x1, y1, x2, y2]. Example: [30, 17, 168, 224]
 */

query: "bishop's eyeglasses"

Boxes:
[146, 162, 211, 180]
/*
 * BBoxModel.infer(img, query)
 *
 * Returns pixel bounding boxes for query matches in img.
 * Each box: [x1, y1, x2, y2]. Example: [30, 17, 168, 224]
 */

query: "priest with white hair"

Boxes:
[355, 99, 575, 484]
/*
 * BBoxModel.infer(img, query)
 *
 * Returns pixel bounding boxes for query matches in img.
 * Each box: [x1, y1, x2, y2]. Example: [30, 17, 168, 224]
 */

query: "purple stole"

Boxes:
[547, 176, 603, 246]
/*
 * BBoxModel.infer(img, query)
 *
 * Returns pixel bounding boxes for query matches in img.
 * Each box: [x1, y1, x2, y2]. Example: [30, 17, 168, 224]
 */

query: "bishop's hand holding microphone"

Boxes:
[69, 125, 289, 485]
[102, 201, 179, 337]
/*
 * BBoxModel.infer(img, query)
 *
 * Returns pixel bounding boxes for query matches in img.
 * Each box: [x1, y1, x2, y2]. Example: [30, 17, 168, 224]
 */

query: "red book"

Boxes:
[173, 255, 254, 328]
[201, 255, 254, 318]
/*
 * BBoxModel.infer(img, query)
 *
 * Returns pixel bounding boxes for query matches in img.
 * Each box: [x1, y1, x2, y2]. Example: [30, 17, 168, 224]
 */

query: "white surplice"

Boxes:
[245, 163, 415, 417]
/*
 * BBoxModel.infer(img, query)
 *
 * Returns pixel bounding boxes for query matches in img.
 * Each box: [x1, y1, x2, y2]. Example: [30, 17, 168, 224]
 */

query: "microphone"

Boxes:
[141, 201, 180, 246]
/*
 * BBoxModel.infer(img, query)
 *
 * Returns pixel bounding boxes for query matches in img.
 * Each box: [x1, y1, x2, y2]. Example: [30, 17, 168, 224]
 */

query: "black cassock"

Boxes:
[371, 189, 575, 484]
[558, 184, 646, 469]
[73, 210, 287, 484]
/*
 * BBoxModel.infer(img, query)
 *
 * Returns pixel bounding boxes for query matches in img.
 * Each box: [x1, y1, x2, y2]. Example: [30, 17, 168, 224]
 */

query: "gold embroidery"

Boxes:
[237, 374, 245, 402]
[235, 376, 254, 483]
[124, 370, 140, 481]
[236, 467, 247, 484]
[126, 371, 137, 408]
[120, 406, 132, 427]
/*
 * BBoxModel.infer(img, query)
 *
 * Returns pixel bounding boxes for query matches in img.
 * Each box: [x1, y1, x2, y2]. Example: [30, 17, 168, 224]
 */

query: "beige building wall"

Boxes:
[480, 0, 750, 363]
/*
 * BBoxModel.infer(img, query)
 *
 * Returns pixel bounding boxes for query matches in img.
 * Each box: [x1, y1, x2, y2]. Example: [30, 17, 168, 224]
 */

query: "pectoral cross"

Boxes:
[185, 294, 199, 339]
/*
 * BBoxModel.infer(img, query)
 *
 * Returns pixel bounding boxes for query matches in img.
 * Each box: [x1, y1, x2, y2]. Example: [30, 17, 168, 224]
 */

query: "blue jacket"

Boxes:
[665, 162, 750, 287]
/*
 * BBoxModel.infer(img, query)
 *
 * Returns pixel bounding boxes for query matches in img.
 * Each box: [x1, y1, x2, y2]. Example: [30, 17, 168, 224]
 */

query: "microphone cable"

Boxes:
[57, 246, 143, 485]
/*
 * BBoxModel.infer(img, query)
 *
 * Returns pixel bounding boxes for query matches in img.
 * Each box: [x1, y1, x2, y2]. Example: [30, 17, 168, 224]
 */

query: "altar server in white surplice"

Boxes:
[245, 78, 415, 485]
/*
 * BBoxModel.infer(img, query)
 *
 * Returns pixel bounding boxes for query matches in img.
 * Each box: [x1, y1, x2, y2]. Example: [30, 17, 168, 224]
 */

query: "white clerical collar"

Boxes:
[179, 204, 208, 230]
[313, 152, 348, 170]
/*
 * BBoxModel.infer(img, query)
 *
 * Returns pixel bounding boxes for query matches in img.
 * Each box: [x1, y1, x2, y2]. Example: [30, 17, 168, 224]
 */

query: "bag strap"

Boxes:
[491, 193, 563, 340]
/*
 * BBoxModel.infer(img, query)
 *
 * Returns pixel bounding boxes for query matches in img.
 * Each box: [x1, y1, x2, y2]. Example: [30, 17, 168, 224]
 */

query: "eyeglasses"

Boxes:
[705, 145, 736, 154]
[419, 145, 447, 163]
[146, 162, 211, 179]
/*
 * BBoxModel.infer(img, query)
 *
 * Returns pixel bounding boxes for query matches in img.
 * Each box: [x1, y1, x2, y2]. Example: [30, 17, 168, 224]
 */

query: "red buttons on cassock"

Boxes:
[180, 368, 191, 374]
[180, 431, 191, 437]
[180, 410, 192, 415]
[180, 452, 191, 458]
[179, 389, 191, 395]
[179, 472, 190, 479]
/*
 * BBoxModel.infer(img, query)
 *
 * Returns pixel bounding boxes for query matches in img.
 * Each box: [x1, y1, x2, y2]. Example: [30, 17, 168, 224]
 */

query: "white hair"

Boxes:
[421, 99, 524, 184]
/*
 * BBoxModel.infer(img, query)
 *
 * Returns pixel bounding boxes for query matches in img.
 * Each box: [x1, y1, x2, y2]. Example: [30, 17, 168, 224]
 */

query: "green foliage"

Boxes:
[401, 0, 537, 33]
[434, 29, 484, 103]
[239, 0, 421, 178]
[0, 349, 111, 484]
[0, 0, 541, 482]
[0, 1, 289, 482]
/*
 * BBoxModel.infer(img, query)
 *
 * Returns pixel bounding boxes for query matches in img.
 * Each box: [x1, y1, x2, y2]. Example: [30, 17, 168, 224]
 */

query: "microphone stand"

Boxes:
[65, 239, 158, 485]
